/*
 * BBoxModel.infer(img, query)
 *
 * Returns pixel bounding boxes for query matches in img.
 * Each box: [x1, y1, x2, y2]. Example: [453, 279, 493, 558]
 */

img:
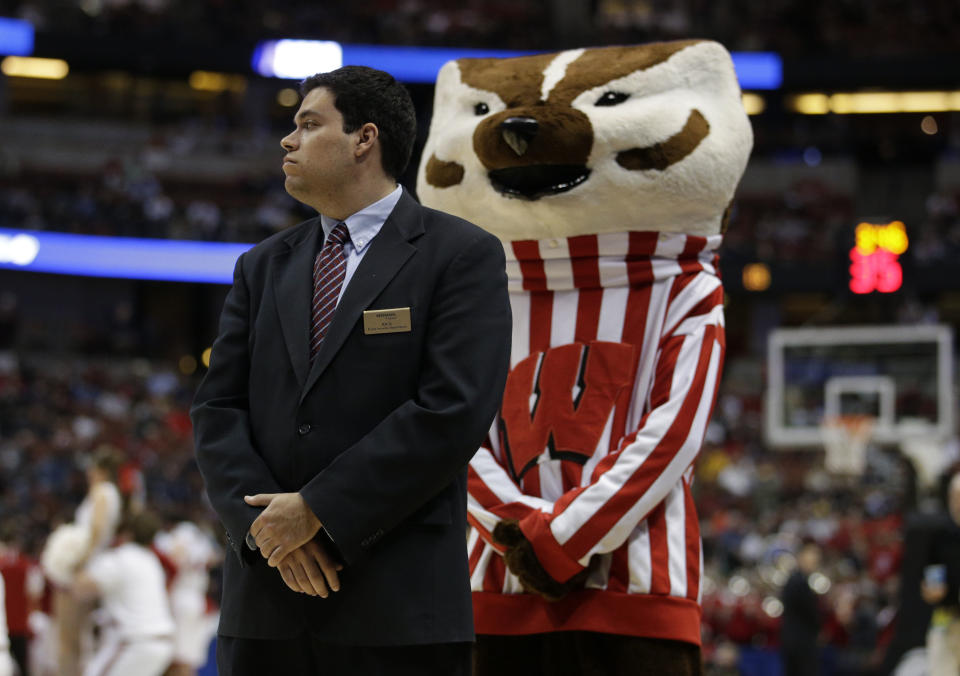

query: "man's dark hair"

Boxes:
[120, 510, 162, 547]
[300, 66, 417, 180]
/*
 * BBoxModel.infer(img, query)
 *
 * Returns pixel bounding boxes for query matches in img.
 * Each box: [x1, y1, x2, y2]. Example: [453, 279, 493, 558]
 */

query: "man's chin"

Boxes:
[283, 180, 320, 211]
[283, 177, 304, 198]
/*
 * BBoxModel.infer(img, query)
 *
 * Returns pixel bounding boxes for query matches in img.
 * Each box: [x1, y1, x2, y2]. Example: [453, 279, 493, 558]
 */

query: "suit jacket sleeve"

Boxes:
[191, 252, 285, 563]
[299, 229, 512, 565]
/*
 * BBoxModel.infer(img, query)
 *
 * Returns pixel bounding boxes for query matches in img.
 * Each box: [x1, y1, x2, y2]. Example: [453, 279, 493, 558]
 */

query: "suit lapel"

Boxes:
[272, 219, 323, 389]
[300, 190, 424, 404]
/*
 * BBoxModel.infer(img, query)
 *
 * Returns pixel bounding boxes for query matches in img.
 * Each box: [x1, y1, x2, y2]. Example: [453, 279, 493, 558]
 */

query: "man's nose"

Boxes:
[281, 132, 297, 151]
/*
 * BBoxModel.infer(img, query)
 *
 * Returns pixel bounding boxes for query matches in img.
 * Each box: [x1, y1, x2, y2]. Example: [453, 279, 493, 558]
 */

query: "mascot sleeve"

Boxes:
[468, 437, 555, 549]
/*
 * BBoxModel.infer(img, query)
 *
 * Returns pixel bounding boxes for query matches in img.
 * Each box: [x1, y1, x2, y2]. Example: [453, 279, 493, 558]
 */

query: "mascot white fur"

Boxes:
[417, 40, 752, 675]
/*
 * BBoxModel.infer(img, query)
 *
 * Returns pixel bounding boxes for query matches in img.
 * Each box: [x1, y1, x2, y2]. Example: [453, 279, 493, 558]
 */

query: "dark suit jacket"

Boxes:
[191, 189, 511, 645]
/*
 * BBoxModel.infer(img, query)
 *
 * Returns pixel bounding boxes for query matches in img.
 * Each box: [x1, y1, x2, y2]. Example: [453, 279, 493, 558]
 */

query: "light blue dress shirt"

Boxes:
[318, 185, 403, 306]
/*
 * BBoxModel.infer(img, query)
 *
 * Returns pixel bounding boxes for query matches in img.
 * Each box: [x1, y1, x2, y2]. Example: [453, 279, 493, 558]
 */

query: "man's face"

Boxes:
[280, 87, 357, 207]
[797, 543, 821, 574]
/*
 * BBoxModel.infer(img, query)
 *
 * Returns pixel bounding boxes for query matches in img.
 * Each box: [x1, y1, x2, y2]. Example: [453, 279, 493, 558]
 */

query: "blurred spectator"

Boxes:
[76, 446, 124, 556]
[0, 526, 43, 676]
[781, 539, 824, 676]
[153, 519, 219, 676]
[52, 445, 123, 676]
[70, 510, 175, 676]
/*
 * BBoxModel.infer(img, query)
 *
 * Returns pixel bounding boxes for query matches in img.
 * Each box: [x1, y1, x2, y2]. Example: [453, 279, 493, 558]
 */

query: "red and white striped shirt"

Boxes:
[468, 230, 725, 645]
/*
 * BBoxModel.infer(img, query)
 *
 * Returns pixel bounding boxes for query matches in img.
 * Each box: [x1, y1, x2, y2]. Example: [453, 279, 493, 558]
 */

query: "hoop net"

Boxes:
[821, 414, 874, 476]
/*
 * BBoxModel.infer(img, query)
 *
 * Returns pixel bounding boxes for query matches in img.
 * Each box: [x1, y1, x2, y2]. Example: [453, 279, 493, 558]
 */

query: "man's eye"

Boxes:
[474, 102, 490, 115]
[596, 91, 630, 107]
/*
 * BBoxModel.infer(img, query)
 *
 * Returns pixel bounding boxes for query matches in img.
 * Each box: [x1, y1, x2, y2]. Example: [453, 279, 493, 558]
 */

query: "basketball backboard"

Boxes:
[765, 324, 955, 447]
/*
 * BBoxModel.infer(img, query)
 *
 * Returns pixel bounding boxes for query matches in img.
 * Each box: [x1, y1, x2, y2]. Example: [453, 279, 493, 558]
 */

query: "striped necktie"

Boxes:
[310, 222, 350, 360]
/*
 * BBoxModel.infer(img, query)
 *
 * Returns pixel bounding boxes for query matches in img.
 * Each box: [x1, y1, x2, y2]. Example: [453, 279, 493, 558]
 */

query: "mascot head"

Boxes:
[417, 40, 752, 242]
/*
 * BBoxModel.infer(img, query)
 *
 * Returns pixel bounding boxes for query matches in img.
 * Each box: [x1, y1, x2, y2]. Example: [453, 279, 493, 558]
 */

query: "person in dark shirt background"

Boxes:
[781, 538, 823, 676]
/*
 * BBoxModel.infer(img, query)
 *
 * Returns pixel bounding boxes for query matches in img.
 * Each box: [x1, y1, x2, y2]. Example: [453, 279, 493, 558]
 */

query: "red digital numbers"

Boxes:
[849, 247, 902, 294]
[849, 221, 907, 294]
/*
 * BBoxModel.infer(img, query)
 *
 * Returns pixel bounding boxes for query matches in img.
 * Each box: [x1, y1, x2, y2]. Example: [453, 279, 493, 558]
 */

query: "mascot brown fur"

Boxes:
[417, 40, 753, 675]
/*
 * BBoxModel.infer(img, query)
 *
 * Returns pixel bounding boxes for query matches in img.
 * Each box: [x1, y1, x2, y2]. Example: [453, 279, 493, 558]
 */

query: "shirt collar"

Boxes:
[319, 185, 402, 253]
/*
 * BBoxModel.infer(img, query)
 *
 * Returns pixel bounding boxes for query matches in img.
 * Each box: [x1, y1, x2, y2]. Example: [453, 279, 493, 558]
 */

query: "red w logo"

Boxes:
[500, 341, 635, 482]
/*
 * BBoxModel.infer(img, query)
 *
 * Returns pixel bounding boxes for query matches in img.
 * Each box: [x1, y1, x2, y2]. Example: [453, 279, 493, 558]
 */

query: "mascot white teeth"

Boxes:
[417, 40, 752, 675]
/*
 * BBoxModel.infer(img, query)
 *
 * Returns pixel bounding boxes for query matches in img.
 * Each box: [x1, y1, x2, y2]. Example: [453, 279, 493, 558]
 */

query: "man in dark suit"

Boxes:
[191, 65, 512, 675]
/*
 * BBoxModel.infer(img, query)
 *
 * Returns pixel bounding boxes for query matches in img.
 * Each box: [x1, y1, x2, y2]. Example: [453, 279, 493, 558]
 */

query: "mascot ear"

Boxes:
[493, 520, 592, 602]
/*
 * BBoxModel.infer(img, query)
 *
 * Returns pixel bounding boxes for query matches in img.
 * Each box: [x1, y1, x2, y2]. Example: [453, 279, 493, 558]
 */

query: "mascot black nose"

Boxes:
[502, 116, 539, 140]
[501, 116, 539, 156]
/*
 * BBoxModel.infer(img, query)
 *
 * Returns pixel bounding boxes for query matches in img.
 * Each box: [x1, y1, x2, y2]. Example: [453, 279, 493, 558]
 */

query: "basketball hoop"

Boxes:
[821, 414, 874, 476]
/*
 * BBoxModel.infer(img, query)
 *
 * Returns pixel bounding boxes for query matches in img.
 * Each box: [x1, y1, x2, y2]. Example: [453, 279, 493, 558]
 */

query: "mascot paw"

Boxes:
[493, 520, 588, 602]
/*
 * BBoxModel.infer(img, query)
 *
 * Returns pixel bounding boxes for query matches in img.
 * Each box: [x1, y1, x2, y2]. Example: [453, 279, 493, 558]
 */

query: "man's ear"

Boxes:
[355, 122, 379, 157]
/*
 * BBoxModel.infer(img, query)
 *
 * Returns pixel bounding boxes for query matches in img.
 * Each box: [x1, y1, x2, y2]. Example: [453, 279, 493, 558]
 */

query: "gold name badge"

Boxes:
[363, 307, 412, 334]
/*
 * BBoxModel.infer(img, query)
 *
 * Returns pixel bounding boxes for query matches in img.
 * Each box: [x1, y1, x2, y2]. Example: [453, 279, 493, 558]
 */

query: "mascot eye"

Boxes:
[595, 91, 630, 107]
[474, 102, 490, 115]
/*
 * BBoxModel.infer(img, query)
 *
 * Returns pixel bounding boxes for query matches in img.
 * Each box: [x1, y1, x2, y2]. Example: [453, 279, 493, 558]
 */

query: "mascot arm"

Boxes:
[511, 277, 726, 588]
[467, 445, 555, 550]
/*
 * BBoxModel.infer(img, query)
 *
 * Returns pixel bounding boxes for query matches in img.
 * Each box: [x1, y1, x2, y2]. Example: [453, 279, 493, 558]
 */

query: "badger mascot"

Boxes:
[416, 40, 752, 674]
